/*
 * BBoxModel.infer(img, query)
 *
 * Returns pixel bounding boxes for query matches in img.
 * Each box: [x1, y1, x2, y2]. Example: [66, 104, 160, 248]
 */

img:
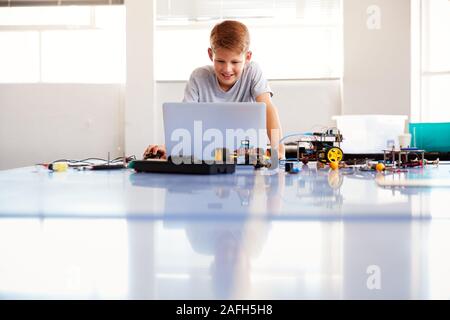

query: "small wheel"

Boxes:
[318, 151, 327, 163]
[327, 147, 343, 163]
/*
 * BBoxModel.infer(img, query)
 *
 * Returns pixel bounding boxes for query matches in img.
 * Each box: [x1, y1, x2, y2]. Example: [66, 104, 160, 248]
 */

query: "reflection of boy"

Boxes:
[185, 222, 269, 299]
[143, 20, 284, 159]
[178, 173, 284, 299]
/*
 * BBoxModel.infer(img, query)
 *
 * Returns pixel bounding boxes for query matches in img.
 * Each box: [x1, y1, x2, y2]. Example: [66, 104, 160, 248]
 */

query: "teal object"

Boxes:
[409, 123, 450, 152]
[127, 160, 136, 169]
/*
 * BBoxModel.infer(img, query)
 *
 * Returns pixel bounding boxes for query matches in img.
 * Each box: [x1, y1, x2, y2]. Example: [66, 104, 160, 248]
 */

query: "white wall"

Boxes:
[342, 0, 411, 116]
[271, 80, 341, 135]
[0, 84, 124, 170]
[125, 0, 156, 157]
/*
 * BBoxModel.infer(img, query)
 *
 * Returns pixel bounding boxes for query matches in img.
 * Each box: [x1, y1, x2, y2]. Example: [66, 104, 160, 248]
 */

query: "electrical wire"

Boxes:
[36, 155, 137, 167]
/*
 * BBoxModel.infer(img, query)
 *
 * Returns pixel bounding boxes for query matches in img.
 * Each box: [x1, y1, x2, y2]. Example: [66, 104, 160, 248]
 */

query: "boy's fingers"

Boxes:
[150, 146, 158, 154]
[143, 145, 154, 157]
[143, 145, 166, 159]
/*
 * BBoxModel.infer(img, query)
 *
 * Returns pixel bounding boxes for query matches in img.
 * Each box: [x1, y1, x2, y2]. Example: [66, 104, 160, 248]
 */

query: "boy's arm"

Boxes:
[183, 73, 200, 102]
[256, 93, 284, 159]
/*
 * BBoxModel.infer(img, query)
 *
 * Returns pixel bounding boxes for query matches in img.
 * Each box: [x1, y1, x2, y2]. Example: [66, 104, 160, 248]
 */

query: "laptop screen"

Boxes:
[163, 102, 267, 162]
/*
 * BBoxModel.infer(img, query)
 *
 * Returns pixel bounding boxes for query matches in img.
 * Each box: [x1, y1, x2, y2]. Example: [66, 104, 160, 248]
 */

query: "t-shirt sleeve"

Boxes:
[250, 62, 273, 99]
[183, 72, 200, 102]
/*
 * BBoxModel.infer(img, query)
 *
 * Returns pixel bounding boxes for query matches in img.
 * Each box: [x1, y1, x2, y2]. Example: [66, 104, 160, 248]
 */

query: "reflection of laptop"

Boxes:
[163, 102, 267, 162]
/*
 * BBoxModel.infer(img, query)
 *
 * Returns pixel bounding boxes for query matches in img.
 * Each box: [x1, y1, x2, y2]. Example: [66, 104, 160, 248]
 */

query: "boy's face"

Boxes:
[208, 47, 252, 91]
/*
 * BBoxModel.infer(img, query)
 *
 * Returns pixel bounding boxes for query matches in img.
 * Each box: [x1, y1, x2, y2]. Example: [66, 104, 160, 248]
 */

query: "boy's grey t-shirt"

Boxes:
[183, 61, 272, 102]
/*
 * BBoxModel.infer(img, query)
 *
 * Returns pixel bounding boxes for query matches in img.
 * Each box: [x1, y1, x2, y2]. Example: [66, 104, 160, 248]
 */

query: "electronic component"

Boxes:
[285, 162, 300, 174]
[89, 164, 124, 170]
[281, 128, 344, 165]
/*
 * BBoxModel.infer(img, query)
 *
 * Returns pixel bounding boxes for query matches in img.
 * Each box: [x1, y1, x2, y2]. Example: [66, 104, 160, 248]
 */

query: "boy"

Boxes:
[144, 20, 284, 159]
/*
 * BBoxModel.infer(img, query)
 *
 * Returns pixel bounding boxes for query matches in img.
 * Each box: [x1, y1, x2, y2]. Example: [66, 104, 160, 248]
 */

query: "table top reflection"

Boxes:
[1, 163, 450, 220]
[1, 218, 450, 299]
[1, 164, 450, 299]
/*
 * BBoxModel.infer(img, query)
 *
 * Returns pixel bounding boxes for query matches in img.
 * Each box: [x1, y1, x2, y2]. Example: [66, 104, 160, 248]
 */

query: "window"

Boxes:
[0, 4, 125, 83]
[412, 0, 450, 122]
[155, 0, 341, 81]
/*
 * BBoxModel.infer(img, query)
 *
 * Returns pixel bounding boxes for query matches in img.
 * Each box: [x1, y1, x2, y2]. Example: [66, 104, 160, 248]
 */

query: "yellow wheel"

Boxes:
[327, 147, 343, 163]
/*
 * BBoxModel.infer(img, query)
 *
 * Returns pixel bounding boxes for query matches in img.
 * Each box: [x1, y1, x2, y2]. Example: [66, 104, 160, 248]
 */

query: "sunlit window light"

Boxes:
[0, 5, 125, 84]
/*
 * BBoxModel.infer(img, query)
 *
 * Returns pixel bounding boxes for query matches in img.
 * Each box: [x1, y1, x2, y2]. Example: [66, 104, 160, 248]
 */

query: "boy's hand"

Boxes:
[278, 144, 285, 160]
[143, 145, 167, 160]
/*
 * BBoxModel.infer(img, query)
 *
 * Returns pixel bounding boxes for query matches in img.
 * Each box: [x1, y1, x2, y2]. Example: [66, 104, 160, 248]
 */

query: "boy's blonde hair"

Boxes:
[210, 20, 250, 54]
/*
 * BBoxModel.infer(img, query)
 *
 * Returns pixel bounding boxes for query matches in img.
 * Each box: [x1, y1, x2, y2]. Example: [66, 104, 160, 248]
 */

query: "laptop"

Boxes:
[163, 102, 267, 162]
[130, 102, 267, 174]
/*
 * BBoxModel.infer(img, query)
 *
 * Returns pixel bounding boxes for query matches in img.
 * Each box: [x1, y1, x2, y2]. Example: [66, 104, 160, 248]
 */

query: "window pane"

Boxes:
[157, 0, 289, 20]
[417, 0, 450, 122]
[0, 6, 125, 83]
[155, 27, 211, 81]
[155, 22, 340, 80]
[41, 29, 125, 83]
[155, 0, 341, 80]
[422, 75, 450, 122]
[422, 0, 450, 72]
[251, 25, 340, 79]
[0, 6, 91, 26]
[0, 32, 39, 82]
[94, 4, 124, 30]
[156, 0, 340, 22]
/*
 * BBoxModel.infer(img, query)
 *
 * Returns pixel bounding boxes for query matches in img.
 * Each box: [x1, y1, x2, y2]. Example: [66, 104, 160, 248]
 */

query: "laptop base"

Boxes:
[129, 160, 236, 175]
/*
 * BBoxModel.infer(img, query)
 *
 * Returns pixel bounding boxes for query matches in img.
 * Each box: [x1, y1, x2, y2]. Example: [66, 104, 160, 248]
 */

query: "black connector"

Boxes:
[90, 164, 124, 170]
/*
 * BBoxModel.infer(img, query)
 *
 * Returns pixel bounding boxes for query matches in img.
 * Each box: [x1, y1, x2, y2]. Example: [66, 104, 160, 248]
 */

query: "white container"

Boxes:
[332, 115, 408, 154]
[398, 133, 412, 149]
